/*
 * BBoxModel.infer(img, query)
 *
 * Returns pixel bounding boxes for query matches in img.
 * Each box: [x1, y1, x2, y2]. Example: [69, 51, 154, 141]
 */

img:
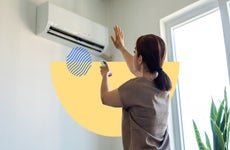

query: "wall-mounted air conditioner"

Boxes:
[36, 2, 109, 56]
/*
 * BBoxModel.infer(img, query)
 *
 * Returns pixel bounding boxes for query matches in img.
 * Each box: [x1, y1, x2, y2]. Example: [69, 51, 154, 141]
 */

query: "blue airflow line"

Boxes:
[66, 47, 92, 77]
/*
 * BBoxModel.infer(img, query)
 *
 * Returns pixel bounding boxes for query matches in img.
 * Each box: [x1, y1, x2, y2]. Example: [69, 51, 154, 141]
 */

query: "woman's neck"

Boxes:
[142, 71, 157, 81]
[141, 64, 156, 80]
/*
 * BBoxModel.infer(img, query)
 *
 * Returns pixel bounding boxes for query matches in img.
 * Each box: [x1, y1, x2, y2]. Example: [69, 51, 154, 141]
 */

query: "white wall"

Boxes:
[0, 0, 116, 150]
[0, 0, 197, 150]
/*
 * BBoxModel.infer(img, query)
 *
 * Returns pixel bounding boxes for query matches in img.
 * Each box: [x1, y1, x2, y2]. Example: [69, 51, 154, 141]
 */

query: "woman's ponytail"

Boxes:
[153, 70, 172, 91]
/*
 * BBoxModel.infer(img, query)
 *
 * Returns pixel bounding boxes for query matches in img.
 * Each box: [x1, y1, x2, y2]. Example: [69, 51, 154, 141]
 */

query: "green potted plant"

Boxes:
[193, 88, 230, 150]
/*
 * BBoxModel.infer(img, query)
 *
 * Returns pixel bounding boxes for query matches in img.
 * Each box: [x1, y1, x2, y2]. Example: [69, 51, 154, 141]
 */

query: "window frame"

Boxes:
[160, 0, 230, 149]
[218, 0, 230, 80]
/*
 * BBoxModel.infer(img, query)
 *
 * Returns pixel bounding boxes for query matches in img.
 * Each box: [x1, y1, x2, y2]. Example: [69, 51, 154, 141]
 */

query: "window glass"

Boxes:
[172, 10, 229, 149]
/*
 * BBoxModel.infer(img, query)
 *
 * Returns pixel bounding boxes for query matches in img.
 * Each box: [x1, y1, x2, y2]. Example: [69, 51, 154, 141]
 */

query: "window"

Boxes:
[173, 9, 229, 149]
[161, 0, 230, 149]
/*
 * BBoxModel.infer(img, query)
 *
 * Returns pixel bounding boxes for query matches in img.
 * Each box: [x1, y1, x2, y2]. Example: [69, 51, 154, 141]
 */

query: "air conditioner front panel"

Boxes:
[36, 2, 108, 55]
[47, 2, 107, 46]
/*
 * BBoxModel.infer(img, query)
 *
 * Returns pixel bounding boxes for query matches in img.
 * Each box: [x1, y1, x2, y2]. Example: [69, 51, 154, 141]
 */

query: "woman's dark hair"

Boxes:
[136, 34, 172, 91]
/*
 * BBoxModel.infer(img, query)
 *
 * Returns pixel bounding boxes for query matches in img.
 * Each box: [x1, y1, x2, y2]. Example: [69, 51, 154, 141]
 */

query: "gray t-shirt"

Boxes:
[118, 77, 170, 150]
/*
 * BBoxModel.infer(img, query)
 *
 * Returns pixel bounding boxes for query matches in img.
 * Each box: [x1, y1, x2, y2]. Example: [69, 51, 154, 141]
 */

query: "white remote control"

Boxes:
[101, 60, 107, 66]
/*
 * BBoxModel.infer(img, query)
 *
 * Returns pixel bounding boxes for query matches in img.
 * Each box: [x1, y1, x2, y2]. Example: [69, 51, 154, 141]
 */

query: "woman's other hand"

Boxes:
[111, 25, 125, 50]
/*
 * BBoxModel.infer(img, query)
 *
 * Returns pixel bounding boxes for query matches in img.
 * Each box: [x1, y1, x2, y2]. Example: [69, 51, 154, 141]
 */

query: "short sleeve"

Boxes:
[118, 78, 140, 108]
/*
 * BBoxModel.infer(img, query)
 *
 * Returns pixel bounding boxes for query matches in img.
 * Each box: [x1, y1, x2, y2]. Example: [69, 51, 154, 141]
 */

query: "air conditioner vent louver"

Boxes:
[47, 26, 103, 52]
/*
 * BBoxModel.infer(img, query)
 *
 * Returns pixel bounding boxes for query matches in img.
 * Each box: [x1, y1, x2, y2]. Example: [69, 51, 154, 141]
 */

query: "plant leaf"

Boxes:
[205, 132, 212, 150]
[224, 87, 229, 150]
[226, 118, 230, 150]
[193, 120, 207, 150]
[210, 99, 217, 124]
[221, 112, 227, 142]
[216, 100, 225, 127]
[224, 87, 228, 110]
[222, 87, 230, 149]
[210, 100, 217, 147]
[220, 112, 225, 133]
[211, 119, 225, 150]
[210, 118, 218, 149]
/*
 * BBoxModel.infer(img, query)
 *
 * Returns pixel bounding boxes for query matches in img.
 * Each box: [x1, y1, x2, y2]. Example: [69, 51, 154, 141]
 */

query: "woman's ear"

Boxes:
[138, 55, 143, 65]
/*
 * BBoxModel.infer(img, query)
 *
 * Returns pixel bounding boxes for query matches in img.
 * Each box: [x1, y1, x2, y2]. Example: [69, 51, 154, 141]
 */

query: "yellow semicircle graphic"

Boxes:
[51, 62, 179, 137]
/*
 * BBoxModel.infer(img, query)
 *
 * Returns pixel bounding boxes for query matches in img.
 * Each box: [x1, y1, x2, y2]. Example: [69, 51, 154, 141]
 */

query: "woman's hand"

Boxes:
[100, 62, 112, 77]
[111, 25, 125, 50]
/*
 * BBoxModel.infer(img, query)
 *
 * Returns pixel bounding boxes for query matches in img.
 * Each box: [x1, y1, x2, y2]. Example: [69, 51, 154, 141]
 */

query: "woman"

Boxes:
[100, 25, 172, 150]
